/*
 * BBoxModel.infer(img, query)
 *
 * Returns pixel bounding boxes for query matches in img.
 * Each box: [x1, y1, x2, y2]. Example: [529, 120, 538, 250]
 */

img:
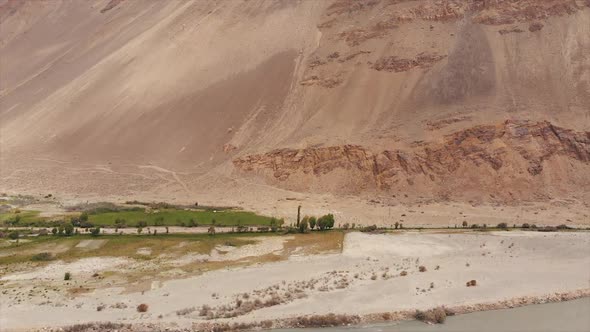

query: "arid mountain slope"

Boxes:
[0, 0, 589, 206]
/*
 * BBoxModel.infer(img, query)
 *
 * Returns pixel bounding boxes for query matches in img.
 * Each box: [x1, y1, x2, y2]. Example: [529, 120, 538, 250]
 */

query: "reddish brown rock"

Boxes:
[233, 121, 590, 199]
[372, 54, 446, 72]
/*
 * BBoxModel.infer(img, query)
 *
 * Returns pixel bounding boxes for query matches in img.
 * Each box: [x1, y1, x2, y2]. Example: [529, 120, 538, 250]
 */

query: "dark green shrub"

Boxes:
[8, 231, 19, 240]
[360, 225, 377, 232]
[64, 272, 71, 280]
[64, 224, 74, 236]
[90, 227, 101, 236]
[32, 252, 54, 261]
[497, 222, 508, 229]
[114, 218, 126, 228]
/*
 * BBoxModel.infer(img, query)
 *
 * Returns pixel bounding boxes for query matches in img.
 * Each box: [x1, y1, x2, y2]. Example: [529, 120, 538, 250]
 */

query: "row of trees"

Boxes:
[297, 214, 335, 233]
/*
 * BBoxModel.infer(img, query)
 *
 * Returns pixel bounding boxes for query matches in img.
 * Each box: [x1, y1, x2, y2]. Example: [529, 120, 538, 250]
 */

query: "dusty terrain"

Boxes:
[1, 0, 589, 213]
[1, 231, 589, 331]
[1, 2, 589, 329]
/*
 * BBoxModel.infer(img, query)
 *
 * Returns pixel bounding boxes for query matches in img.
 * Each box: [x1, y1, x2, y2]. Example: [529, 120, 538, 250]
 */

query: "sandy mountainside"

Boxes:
[1, 0, 589, 208]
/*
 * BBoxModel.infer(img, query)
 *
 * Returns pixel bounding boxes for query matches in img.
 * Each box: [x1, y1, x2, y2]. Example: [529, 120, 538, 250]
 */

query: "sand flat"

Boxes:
[1, 231, 589, 330]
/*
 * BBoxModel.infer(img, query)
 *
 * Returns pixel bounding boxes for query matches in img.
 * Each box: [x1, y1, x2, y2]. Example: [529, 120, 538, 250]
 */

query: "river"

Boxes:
[274, 297, 590, 332]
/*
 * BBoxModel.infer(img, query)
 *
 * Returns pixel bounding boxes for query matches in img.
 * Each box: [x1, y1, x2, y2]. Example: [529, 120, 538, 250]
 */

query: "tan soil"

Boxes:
[1, 231, 588, 331]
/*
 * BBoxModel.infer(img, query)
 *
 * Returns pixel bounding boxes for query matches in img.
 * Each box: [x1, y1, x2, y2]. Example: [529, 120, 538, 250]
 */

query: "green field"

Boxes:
[0, 232, 268, 265]
[87, 209, 275, 227]
[0, 210, 44, 225]
[0, 207, 277, 228]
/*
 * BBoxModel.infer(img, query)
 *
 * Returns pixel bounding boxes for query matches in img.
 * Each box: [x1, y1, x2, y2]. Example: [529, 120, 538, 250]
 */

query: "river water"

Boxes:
[275, 297, 590, 332]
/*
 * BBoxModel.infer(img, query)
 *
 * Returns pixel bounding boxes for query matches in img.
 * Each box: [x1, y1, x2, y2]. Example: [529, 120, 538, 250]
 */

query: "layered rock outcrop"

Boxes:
[234, 121, 590, 200]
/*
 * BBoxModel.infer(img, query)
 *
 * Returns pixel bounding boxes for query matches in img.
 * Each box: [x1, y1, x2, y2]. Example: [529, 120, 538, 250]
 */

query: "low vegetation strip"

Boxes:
[87, 209, 273, 227]
[0, 233, 263, 266]
[0, 206, 275, 228]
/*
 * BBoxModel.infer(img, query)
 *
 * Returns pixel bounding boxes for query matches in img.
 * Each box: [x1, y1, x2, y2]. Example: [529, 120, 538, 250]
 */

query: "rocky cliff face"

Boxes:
[0, 0, 589, 203]
[234, 121, 590, 201]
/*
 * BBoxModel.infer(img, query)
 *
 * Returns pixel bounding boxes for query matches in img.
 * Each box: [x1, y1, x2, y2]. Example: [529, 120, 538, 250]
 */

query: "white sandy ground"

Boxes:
[1, 232, 589, 331]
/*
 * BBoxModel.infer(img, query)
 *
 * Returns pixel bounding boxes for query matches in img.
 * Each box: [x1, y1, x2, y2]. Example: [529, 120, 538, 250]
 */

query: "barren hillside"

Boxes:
[1, 0, 589, 212]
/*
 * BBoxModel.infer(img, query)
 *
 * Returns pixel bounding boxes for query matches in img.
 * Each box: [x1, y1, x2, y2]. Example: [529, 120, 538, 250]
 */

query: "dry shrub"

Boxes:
[382, 312, 392, 320]
[63, 323, 130, 332]
[31, 252, 54, 261]
[466, 280, 477, 287]
[96, 305, 105, 312]
[444, 307, 455, 316]
[110, 302, 127, 309]
[415, 306, 447, 324]
[418, 266, 427, 272]
[294, 313, 360, 328]
[400, 271, 408, 276]
[176, 306, 196, 316]
[136, 303, 149, 312]
[433, 307, 446, 323]
[199, 304, 212, 316]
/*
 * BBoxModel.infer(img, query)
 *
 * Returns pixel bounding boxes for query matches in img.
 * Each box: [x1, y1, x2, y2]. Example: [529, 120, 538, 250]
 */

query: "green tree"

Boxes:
[317, 214, 335, 230]
[80, 212, 89, 222]
[51, 227, 58, 235]
[90, 227, 101, 237]
[309, 216, 317, 230]
[462, 221, 468, 228]
[296, 205, 301, 227]
[8, 230, 19, 240]
[270, 218, 278, 232]
[64, 224, 74, 236]
[299, 218, 309, 233]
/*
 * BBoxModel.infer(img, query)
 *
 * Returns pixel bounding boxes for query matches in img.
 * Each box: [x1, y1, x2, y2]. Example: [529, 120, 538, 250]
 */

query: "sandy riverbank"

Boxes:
[1, 231, 589, 331]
